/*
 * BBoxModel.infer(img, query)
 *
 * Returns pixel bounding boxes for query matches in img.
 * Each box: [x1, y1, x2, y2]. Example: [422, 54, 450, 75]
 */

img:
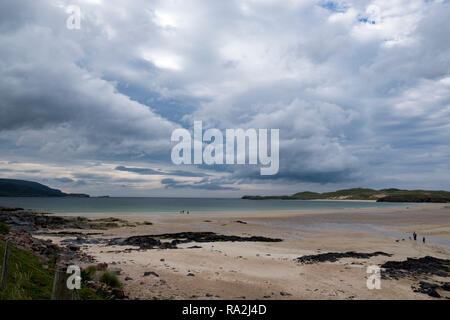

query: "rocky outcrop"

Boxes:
[0, 207, 129, 232]
[110, 232, 282, 250]
[381, 256, 450, 279]
[296, 251, 392, 264]
[412, 281, 450, 298]
[5, 229, 94, 265]
[381, 256, 450, 299]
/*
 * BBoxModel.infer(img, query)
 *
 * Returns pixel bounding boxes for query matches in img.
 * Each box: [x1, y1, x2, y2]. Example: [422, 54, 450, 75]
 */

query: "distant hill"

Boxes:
[242, 188, 450, 203]
[0, 179, 89, 198]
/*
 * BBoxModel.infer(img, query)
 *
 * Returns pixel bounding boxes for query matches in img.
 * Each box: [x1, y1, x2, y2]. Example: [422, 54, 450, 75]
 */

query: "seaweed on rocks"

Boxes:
[381, 256, 450, 280]
[411, 281, 450, 298]
[109, 232, 282, 250]
[296, 251, 392, 264]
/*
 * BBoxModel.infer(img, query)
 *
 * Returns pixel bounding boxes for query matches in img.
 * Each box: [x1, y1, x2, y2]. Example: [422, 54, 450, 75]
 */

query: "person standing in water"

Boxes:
[413, 232, 417, 241]
[423, 237, 425, 243]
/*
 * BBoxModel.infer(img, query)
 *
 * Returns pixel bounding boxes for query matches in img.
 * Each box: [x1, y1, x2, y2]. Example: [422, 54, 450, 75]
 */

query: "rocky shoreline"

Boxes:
[0, 207, 131, 232]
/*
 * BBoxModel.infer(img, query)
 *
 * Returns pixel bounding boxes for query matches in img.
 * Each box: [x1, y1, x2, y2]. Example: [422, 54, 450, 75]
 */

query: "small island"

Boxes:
[242, 188, 450, 203]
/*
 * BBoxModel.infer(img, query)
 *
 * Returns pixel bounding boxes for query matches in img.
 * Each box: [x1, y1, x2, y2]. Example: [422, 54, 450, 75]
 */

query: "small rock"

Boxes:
[110, 268, 122, 275]
[111, 288, 126, 299]
[97, 262, 108, 271]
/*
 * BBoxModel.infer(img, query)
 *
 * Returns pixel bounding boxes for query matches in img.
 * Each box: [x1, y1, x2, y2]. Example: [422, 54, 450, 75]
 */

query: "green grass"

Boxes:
[81, 265, 97, 282]
[0, 240, 55, 300]
[0, 221, 9, 235]
[99, 270, 122, 288]
[242, 188, 450, 202]
[0, 239, 103, 300]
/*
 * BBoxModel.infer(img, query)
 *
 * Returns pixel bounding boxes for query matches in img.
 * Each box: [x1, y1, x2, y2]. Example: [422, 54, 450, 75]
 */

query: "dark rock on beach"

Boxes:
[296, 251, 392, 264]
[110, 236, 168, 249]
[381, 256, 450, 298]
[155, 231, 282, 243]
[109, 232, 282, 250]
[381, 256, 450, 279]
[61, 236, 102, 245]
[412, 281, 450, 298]
[111, 288, 126, 300]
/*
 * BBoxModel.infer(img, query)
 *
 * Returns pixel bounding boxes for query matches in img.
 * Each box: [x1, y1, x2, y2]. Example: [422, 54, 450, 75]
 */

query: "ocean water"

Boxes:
[0, 197, 420, 216]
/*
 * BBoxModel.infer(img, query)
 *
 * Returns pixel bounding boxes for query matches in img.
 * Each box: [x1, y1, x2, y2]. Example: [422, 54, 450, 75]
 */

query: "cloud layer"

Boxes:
[0, 0, 449, 196]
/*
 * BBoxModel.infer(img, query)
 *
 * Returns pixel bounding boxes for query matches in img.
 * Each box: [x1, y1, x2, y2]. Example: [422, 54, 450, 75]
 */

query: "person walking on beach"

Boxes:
[413, 232, 417, 241]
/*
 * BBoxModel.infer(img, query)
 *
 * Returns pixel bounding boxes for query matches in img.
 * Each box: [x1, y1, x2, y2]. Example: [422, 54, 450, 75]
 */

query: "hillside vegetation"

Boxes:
[0, 179, 89, 197]
[0, 231, 100, 300]
[242, 188, 450, 203]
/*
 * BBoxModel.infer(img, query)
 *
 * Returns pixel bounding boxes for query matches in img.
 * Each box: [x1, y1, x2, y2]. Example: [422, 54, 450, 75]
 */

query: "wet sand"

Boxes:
[37, 204, 450, 300]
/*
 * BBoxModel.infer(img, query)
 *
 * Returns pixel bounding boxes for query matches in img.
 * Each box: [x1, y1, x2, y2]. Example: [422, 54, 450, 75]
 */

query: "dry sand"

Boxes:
[38, 204, 450, 300]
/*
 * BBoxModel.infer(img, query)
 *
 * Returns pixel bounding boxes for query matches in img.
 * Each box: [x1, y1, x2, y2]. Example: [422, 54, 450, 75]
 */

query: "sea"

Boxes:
[0, 197, 421, 216]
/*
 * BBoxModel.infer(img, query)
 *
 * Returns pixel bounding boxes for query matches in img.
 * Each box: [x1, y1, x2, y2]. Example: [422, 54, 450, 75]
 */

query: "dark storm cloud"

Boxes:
[115, 166, 209, 178]
[161, 178, 238, 191]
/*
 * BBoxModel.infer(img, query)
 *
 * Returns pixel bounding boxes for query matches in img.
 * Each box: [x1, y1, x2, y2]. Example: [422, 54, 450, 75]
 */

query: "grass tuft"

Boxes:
[81, 265, 97, 282]
[99, 270, 122, 288]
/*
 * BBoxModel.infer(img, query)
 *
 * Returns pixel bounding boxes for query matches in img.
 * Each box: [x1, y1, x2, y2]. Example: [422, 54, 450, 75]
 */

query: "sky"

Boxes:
[0, 0, 449, 197]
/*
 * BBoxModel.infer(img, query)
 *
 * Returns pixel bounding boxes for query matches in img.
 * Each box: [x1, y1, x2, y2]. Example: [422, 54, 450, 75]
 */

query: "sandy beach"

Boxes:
[36, 204, 450, 300]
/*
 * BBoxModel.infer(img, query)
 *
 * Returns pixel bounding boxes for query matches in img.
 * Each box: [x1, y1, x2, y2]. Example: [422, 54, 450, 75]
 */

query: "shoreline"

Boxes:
[52, 203, 442, 220]
[0, 197, 435, 218]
